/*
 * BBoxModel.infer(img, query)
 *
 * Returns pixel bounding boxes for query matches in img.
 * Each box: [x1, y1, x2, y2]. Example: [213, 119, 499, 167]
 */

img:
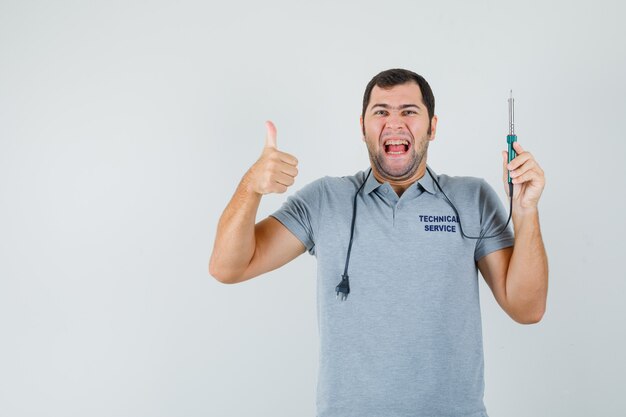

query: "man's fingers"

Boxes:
[507, 149, 533, 170]
[277, 151, 298, 166]
[265, 159, 298, 177]
[259, 171, 294, 194]
[251, 121, 299, 194]
[512, 168, 542, 185]
[265, 120, 277, 149]
[280, 163, 298, 178]
[502, 151, 508, 182]
[266, 149, 298, 166]
[263, 121, 298, 165]
[510, 159, 537, 179]
[274, 172, 296, 187]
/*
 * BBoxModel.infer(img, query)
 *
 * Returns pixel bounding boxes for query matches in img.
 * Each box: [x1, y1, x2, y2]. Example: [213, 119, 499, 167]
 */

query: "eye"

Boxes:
[403, 110, 418, 116]
[374, 110, 388, 116]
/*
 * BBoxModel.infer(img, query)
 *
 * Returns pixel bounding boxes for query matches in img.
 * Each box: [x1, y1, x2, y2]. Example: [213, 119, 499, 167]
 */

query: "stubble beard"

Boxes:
[366, 134, 430, 182]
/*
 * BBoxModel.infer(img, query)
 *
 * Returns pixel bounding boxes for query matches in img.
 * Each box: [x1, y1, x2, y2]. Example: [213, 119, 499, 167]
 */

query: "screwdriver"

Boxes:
[507, 90, 517, 185]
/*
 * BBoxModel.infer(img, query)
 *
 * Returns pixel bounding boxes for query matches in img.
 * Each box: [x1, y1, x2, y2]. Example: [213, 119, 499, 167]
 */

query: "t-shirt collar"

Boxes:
[362, 165, 438, 195]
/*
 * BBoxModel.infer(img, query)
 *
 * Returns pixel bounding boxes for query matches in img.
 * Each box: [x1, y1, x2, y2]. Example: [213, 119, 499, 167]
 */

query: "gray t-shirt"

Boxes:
[270, 166, 514, 417]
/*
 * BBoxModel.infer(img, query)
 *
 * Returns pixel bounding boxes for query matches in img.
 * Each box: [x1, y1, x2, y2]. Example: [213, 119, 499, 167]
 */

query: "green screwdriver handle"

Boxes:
[507, 134, 517, 184]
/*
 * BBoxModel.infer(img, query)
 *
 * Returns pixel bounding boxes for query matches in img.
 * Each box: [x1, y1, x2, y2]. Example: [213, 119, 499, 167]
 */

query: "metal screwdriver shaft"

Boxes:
[507, 90, 517, 184]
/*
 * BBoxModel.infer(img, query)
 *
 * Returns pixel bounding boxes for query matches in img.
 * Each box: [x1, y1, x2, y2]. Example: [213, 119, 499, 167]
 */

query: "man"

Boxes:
[210, 69, 548, 417]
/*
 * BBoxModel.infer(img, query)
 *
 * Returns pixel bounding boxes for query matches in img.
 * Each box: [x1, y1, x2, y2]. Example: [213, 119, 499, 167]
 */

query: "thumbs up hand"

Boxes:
[245, 121, 299, 195]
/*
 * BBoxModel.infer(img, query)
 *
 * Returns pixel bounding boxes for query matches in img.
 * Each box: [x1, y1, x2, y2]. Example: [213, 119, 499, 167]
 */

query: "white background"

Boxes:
[1, 0, 625, 416]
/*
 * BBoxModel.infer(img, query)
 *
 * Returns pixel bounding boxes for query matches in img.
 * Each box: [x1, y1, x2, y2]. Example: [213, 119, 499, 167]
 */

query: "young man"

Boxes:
[210, 69, 548, 417]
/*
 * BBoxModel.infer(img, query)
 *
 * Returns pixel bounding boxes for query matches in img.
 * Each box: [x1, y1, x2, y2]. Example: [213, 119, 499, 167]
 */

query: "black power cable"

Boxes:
[336, 167, 514, 301]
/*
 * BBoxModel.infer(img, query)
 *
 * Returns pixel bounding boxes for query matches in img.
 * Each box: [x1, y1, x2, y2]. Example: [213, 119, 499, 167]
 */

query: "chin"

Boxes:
[368, 147, 423, 181]
[379, 163, 418, 180]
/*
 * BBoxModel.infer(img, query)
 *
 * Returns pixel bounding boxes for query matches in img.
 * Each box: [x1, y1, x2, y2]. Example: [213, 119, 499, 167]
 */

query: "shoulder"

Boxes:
[287, 169, 368, 202]
[435, 173, 487, 195]
[298, 169, 369, 197]
[431, 171, 502, 207]
[322, 169, 369, 192]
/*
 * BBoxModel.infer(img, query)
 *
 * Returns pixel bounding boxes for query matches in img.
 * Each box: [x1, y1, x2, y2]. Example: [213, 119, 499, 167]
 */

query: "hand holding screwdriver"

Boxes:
[501, 92, 545, 213]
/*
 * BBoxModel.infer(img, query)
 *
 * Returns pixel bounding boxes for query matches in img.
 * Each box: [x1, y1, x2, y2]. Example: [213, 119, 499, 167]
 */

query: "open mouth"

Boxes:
[384, 139, 410, 155]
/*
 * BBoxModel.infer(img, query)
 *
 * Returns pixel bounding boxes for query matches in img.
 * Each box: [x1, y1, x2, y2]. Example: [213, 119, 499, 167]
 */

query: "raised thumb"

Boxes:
[265, 120, 277, 148]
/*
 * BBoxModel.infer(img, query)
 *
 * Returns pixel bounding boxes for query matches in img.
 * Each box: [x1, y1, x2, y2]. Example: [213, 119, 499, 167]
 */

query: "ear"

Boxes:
[359, 116, 365, 141]
[428, 115, 438, 141]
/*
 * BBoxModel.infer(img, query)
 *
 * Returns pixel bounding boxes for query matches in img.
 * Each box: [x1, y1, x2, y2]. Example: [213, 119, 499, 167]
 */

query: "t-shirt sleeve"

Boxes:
[269, 178, 324, 256]
[474, 179, 515, 261]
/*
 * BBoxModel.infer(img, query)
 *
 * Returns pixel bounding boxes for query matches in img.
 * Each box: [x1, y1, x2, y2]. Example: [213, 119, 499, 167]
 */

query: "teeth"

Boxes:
[384, 139, 409, 146]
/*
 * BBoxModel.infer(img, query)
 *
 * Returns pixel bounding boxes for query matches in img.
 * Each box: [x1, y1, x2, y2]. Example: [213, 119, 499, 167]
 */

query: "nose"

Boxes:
[385, 112, 405, 130]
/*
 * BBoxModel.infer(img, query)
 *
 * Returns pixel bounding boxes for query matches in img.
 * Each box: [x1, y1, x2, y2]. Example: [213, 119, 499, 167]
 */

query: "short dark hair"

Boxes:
[361, 68, 435, 134]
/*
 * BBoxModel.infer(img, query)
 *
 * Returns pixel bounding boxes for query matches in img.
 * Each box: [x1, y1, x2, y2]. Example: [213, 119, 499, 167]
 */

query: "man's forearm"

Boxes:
[209, 174, 261, 282]
[209, 121, 300, 283]
[505, 209, 549, 323]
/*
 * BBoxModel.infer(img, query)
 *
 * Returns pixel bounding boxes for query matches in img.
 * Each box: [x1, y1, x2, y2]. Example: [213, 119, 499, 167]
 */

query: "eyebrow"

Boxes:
[370, 103, 421, 111]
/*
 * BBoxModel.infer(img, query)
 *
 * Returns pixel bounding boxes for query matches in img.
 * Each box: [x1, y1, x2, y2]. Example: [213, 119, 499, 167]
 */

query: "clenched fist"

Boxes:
[244, 121, 299, 195]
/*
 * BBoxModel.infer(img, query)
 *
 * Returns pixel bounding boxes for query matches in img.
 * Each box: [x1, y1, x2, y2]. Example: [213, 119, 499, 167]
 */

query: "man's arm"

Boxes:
[478, 142, 548, 324]
[209, 121, 305, 284]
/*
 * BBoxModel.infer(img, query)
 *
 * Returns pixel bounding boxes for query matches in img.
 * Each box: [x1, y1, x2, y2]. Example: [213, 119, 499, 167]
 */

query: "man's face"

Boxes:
[360, 82, 437, 182]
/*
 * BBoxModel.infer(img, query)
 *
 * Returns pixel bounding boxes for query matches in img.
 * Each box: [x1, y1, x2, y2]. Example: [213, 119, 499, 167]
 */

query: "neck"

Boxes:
[372, 163, 427, 197]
